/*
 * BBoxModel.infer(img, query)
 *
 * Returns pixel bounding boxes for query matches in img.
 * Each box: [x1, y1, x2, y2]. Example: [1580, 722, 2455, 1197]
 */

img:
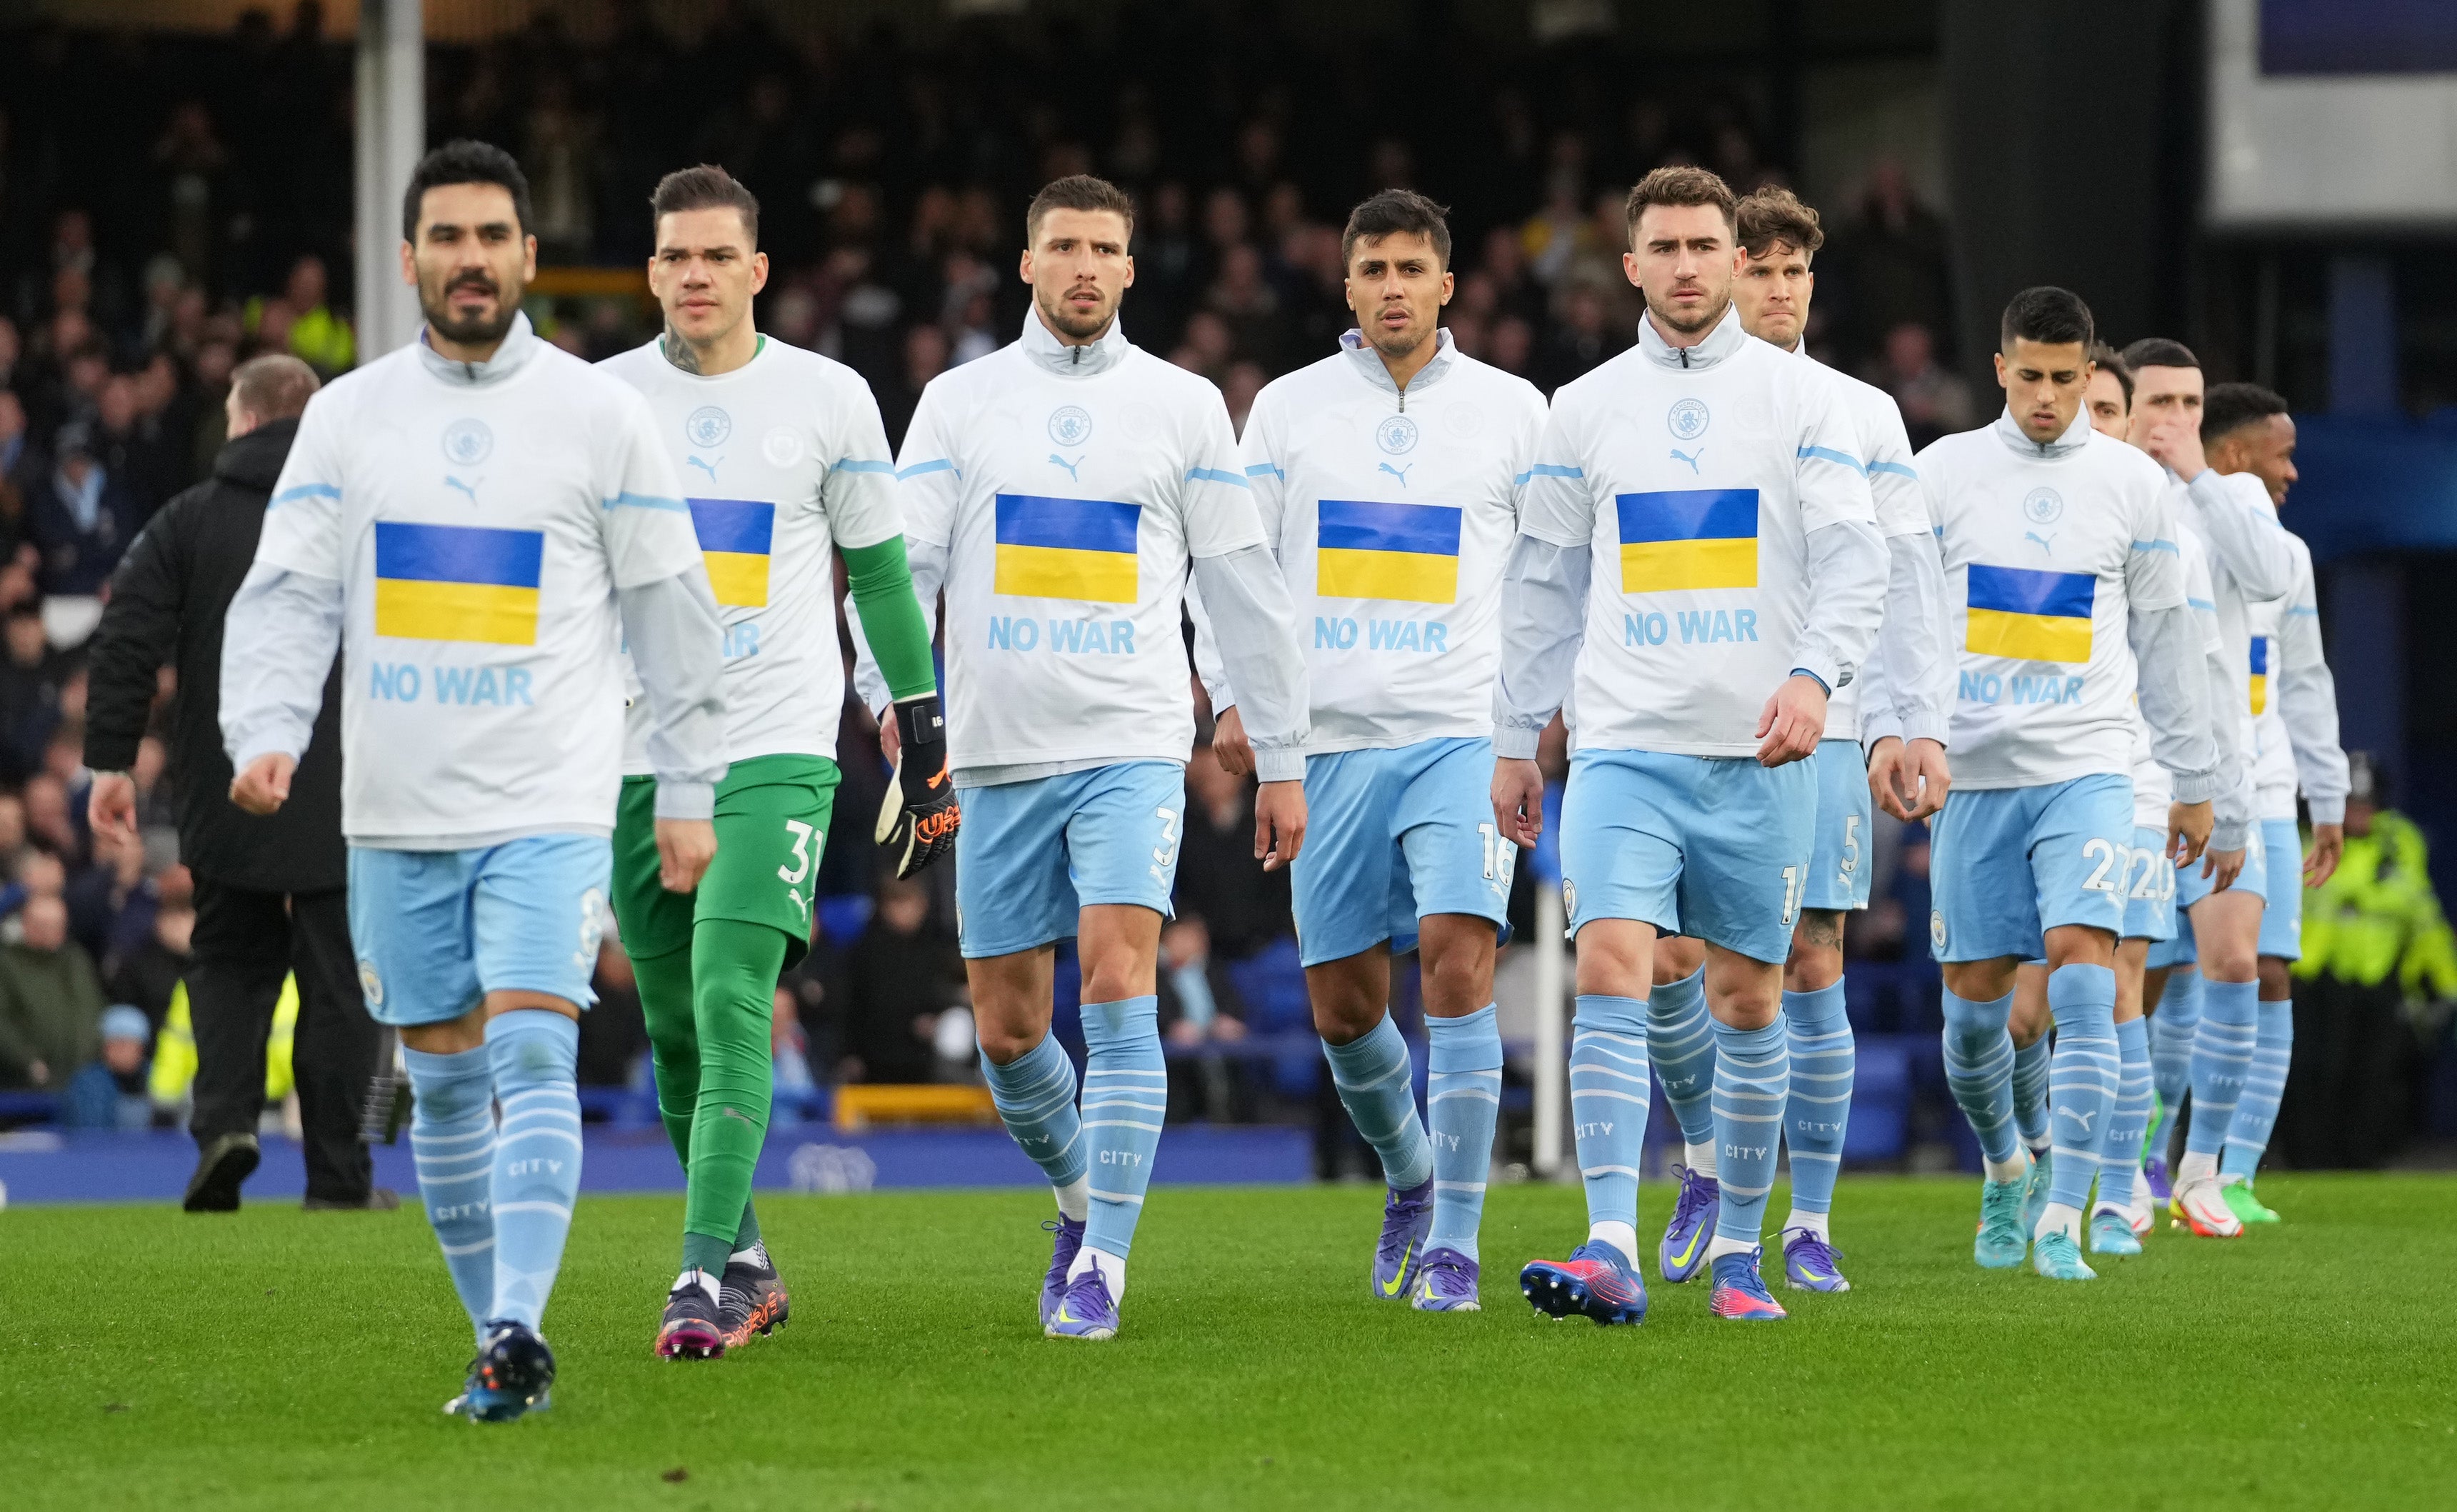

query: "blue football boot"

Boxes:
[446, 1319, 556, 1423]
[2088, 1208, 2143, 1257]
[2032, 1228, 2098, 1281]
[1708, 1247, 1788, 1321]
[1975, 1157, 2031, 1270]
[1657, 1163, 1720, 1283]
[1372, 1178, 1434, 1301]
[1520, 1239, 1648, 1326]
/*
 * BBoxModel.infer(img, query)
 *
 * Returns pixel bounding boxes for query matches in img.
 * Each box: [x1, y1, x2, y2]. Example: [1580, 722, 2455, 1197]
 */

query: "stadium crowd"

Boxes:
[0, 4, 2444, 1168]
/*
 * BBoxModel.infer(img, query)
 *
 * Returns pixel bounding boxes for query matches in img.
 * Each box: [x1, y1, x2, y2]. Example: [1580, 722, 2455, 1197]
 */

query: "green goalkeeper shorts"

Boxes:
[612, 753, 841, 969]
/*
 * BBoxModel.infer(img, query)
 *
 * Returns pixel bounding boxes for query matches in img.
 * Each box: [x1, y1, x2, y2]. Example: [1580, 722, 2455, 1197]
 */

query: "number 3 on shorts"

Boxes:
[779, 818, 816, 885]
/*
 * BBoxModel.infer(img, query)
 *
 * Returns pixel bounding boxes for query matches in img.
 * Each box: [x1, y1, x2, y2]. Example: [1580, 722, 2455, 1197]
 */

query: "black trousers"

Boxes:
[187, 878, 377, 1201]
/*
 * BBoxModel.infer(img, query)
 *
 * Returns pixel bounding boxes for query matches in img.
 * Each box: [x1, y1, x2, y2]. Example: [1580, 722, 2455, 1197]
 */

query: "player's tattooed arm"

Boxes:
[663, 324, 702, 375]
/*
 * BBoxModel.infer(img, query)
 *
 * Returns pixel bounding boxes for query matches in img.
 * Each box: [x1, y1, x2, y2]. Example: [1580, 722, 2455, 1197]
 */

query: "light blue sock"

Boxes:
[1079, 996, 1166, 1258]
[2043, 965, 2118, 1217]
[1711, 1015, 1788, 1246]
[2011, 1033, 2052, 1148]
[1646, 967, 1716, 1146]
[2149, 970, 2202, 1118]
[1941, 988, 2019, 1166]
[2096, 1017, 2151, 1212]
[2187, 979, 2259, 1159]
[2222, 998, 2293, 1179]
[1570, 994, 1650, 1235]
[1423, 1006, 1503, 1262]
[486, 1010, 584, 1331]
[1781, 982, 1851, 1218]
[404, 1043, 496, 1336]
[981, 1031, 1089, 1189]
[1322, 1012, 1433, 1193]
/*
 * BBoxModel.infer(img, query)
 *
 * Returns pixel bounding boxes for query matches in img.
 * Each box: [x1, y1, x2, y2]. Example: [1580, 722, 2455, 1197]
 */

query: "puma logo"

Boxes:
[1377, 461, 1412, 486]
[1049, 453, 1084, 481]
[2025, 531, 2055, 554]
[687, 455, 721, 485]
[1671, 446, 1704, 474]
[444, 475, 481, 506]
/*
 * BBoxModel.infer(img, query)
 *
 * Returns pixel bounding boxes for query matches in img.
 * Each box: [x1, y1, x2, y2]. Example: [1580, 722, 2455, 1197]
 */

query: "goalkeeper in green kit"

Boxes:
[600, 165, 956, 1358]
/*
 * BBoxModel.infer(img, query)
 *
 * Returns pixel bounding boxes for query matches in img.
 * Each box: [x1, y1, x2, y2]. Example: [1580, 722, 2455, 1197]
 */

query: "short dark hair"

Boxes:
[1341, 189, 1453, 270]
[230, 354, 319, 422]
[402, 139, 533, 244]
[2201, 381, 2291, 447]
[2089, 342, 2133, 407]
[2120, 336, 2199, 373]
[1734, 185, 1824, 259]
[651, 164, 760, 248]
[1626, 165, 1737, 241]
[1025, 174, 1136, 246]
[1999, 286, 2094, 353]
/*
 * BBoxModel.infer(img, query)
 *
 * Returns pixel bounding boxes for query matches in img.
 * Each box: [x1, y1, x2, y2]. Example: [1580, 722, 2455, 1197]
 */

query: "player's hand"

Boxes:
[1756, 674, 1828, 767]
[229, 753, 296, 816]
[877, 705, 900, 766]
[1491, 756, 1545, 848]
[1211, 704, 1253, 778]
[1868, 736, 1951, 821]
[1253, 778, 1306, 871]
[2141, 416, 2207, 481]
[2167, 799, 2213, 866]
[2203, 846, 2245, 891]
[2305, 822, 2344, 888]
[874, 695, 960, 878]
[88, 771, 139, 843]
[655, 818, 716, 893]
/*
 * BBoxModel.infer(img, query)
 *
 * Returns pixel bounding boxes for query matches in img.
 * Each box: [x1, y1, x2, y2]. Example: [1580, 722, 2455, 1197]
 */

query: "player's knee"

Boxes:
[1783, 918, 1845, 993]
[1418, 941, 1493, 1017]
[974, 1021, 1040, 1066]
[2257, 956, 2294, 999]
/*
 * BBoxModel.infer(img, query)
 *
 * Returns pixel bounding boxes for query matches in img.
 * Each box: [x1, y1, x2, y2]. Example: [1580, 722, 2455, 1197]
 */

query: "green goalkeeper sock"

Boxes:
[681, 916, 789, 1276]
[633, 944, 701, 1171]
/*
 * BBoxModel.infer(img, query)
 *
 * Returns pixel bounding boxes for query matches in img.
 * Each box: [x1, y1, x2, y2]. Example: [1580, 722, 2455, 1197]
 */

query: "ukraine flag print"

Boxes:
[1965, 564, 2094, 663]
[2248, 636, 2269, 714]
[1315, 499, 1462, 604]
[1615, 489, 1758, 594]
[373, 521, 543, 646]
[689, 498, 776, 608]
[994, 494, 1141, 603]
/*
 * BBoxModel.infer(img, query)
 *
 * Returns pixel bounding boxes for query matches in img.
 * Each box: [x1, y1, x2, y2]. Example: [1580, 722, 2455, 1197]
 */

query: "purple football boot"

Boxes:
[1411, 1246, 1481, 1312]
[1658, 1163, 1720, 1283]
[1372, 1178, 1435, 1301]
[1044, 1267, 1119, 1341]
[1039, 1216, 1086, 1330]
[1781, 1228, 1851, 1293]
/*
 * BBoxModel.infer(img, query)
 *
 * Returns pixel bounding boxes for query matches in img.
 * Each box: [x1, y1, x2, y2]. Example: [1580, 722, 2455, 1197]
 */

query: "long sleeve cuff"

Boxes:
[655, 781, 716, 821]
[2308, 796, 2346, 826]
[1898, 714, 1952, 747]
[2171, 768, 2220, 804]
[1494, 725, 1543, 761]
[1253, 748, 1306, 783]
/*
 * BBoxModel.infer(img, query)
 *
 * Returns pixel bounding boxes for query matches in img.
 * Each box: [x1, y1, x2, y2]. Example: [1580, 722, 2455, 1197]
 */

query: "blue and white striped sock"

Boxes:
[2096, 1016, 2152, 1214]
[2040, 965, 2118, 1233]
[1780, 981, 1852, 1233]
[981, 1031, 1090, 1205]
[1941, 988, 2020, 1173]
[405, 1043, 496, 1336]
[1570, 994, 1649, 1254]
[1078, 996, 1166, 1265]
[2221, 997, 2293, 1180]
[1322, 1012, 1433, 1193]
[2186, 979, 2259, 1164]
[2011, 1033, 2053, 1150]
[1709, 1015, 1788, 1255]
[486, 1010, 584, 1331]
[1646, 967, 1718, 1166]
[1424, 1006, 1503, 1262]
[2149, 969, 2202, 1118]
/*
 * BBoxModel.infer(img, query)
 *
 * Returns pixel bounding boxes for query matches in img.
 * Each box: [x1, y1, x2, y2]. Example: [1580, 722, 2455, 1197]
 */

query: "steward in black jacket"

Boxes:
[83, 355, 384, 1212]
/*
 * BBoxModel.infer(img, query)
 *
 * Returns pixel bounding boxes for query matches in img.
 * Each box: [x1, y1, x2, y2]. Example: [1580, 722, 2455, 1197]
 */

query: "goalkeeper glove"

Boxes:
[875, 694, 959, 878]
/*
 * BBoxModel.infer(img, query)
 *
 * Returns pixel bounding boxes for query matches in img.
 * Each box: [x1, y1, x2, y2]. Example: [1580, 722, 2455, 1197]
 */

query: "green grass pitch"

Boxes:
[8, 1174, 2455, 1510]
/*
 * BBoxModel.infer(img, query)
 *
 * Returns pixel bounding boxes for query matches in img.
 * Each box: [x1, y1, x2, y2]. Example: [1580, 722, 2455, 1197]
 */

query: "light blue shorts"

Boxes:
[1928, 774, 2132, 963]
[2176, 811, 2268, 911]
[1558, 749, 1816, 965]
[2258, 816, 2303, 961]
[1292, 737, 1512, 967]
[1803, 739, 1873, 913]
[348, 834, 613, 1028]
[954, 761, 1184, 958]
[2121, 823, 2178, 943]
